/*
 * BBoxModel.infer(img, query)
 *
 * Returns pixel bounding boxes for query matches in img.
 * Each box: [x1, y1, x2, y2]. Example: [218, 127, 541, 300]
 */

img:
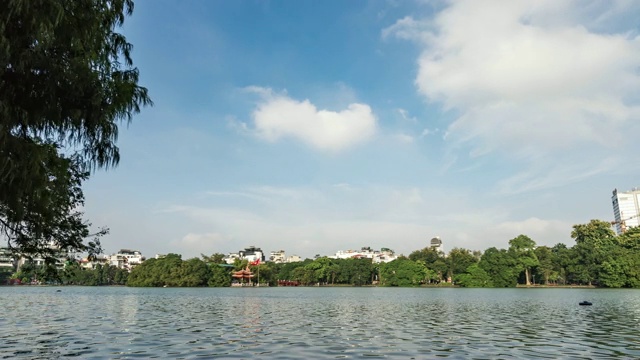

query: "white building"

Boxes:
[223, 252, 240, 264]
[0, 248, 15, 269]
[225, 246, 265, 264]
[373, 248, 398, 264]
[612, 188, 640, 234]
[286, 255, 302, 263]
[80, 254, 109, 270]
[109, 249, 144, 271]
[331, 247, 398, 263]
[269, 250, 286, 263]
[14, 241, 73, 270]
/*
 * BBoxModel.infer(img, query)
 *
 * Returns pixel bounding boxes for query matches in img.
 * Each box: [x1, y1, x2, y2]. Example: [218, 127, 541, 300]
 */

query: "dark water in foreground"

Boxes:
[1, 286, 639, 359]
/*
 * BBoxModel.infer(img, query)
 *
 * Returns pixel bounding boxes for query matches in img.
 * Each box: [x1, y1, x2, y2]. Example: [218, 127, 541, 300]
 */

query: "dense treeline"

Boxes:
[127, 254, 232, 287]
[126, 253, 378, 287]
[123, 220, 640, 288]
[407, 220, 640, 288]
[5, 220, 638, 288]
[9, 260, 128, 286]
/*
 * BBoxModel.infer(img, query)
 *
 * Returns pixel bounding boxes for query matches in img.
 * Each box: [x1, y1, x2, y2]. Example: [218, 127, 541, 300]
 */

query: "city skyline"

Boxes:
[81, 1, 640, 259]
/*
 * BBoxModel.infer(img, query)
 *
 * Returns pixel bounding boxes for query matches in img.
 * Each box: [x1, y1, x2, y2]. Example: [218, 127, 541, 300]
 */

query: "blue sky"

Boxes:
[83, 0, 640, 259]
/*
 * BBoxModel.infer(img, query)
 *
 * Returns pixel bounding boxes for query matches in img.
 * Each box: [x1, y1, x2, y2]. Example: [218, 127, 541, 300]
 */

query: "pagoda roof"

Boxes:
[231, 266, 254, 278]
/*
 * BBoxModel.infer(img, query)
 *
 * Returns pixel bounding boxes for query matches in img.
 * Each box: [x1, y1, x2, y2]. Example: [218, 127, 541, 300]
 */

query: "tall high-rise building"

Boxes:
[611, 188, 640, 234]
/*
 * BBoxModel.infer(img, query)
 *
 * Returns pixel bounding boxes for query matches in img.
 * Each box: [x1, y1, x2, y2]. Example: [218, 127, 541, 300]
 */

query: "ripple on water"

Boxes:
[1, 287, 640, 359]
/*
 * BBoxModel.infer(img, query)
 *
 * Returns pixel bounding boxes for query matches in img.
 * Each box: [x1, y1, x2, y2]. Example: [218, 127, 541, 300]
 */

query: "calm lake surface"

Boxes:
[1, 287, 639, 359]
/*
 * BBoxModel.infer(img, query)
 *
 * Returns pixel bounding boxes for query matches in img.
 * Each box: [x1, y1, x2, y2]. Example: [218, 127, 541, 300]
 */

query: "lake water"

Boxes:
[1, 286, 639, 359]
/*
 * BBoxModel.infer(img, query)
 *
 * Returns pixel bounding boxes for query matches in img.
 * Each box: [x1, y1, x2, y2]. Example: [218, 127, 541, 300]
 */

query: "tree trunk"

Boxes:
[525, 268, 531, 286]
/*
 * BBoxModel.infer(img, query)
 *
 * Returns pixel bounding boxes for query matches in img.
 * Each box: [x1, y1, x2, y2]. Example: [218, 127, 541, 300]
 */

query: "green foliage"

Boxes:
[0, 0, 150, 258]
[201, 253, 226, 264]
[9, 260, 128, 285]
[253, 262, 275, 285]
[446, 247, 478, 281]
[618, 227, 640, 250]
[292, 266, 316, 285]
[533, 246, 556, 285]
[274, 261, 305, 282]
[176, 258, 209, 287]
[11, 260, 36, 284]
[571, 220, 617, 285]
[273, 257, 375, 286]
[550, 243, 574, 285]
[478, 247, 518, 287]
[380, 258, 426, 286]
[508, 235, 539, 285]
[127, 254, 203, 287]
[208, 265, 231, 287]
[328, 264, 340, 284]
[340, 258, 373, 286]
[0, 150, 106, 261]
[594, 227, 640, 288]
[126, 254, 235, 287]
[232, 258, 249, 271]
[0, 267, 11, 283]
[7, 218, 636, 289]
[409, 247, 446, 281]
[455, 264, 492, 287]
[409, 247, 442, 264]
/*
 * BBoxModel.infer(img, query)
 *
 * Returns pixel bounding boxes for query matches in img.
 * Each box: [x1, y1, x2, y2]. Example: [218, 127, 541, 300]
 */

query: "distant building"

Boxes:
[0, 248, 15, 270]
[286, 255, 302, 263]
[13, 241, 74, 270]
[430, 236, 444, 255]
[225, 246, 265, 264]
[612, 188, 640, 234]
[109, 249, 145, 271]
[270, 250, 286, 263]
[224, 252, 241, 264]
[374, 248, 397, 263]
[331, 247, 397, 263]
[240, 246, 264, 262]
[79, 254, 109, 270]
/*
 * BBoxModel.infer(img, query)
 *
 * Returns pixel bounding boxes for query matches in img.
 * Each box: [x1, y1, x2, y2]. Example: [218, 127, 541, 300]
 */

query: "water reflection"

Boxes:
[1, 287, 640, 358]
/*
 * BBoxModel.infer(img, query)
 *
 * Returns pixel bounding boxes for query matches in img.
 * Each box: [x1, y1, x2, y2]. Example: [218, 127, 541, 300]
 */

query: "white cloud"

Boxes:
[397, 108, 418, 123]
[246, 87, 377, 152]
[382, 16, 435, 42]
[384, 0, 640, 190]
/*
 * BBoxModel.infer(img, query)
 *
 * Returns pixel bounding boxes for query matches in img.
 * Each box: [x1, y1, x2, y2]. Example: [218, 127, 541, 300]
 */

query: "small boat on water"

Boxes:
[579, 301, 592, 306]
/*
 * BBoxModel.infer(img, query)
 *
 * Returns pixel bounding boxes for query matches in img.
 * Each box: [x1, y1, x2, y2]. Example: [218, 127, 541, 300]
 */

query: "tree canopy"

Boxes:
[508, 235, 538, 286]
[4, 218, 637, 288]
[0, 0, 151, 258]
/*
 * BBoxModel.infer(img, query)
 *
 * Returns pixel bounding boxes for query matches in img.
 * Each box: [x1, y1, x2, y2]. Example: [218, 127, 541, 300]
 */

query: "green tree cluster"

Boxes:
[122, 220, 640, 289]
[8, 220, 635, 289]
[9, 260, 128, 285]
[127, 254, 234, 287]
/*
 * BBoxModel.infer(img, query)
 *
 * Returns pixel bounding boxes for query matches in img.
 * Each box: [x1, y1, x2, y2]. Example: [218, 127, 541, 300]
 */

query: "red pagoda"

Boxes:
[231, 265, 254, 286]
